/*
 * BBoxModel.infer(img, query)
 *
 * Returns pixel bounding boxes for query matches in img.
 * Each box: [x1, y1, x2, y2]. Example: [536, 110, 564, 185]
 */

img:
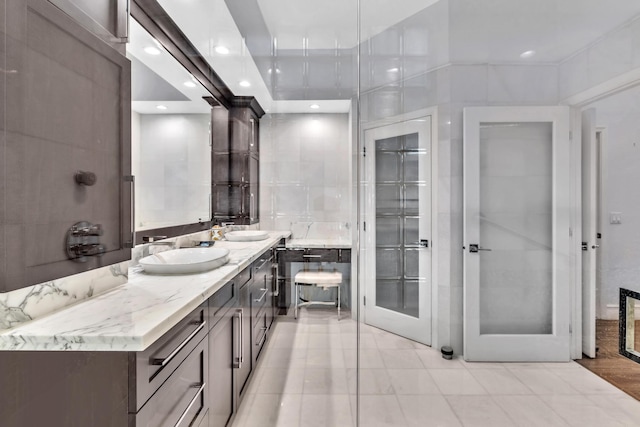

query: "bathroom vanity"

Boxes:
[0, 232, 286, 427]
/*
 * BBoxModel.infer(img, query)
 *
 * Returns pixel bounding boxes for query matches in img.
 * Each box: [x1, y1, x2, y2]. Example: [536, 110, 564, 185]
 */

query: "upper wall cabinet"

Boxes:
[47, 0, 129, 52]
[212, 98, 264, 225]
[0, 0, 132, 292]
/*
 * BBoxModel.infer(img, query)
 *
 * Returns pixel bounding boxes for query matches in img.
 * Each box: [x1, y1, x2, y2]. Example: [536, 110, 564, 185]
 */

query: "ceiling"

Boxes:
[143, 0, 640, 113]
[256, 0, 440, 50]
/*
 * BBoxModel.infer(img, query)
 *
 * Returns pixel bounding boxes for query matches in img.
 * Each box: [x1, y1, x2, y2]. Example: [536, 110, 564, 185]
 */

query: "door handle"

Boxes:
[592, 244, 600, 249]
[469, 244, 491, 253]
[420, 239, 429, 248]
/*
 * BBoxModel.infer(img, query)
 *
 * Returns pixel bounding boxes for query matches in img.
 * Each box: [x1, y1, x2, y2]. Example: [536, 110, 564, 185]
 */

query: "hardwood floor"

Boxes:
[576, 319, 640, 400]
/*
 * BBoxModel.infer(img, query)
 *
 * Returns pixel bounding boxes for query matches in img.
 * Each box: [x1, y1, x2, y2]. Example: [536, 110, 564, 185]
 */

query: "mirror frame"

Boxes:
[619, 287, 640, 363]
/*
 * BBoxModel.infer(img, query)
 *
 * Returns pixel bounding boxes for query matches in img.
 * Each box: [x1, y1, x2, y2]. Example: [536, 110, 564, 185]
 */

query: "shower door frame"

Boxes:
[360, 108, 439, 346]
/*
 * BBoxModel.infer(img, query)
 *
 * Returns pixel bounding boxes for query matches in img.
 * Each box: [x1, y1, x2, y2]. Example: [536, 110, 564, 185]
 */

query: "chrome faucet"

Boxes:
[142, 237, 176, 257]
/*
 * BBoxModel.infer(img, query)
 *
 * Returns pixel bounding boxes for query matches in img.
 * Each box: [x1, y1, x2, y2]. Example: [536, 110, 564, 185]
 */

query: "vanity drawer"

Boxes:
[305, 249, 339, 262]
[129, 303, 208, 412]
[131, 336, 208, 427]
[209, 280, 237, 329]
[252, 309, 268, 364]
[237, 264, 252, 289]
[281, 248, 342, 263]
[251, 260, 272, 322]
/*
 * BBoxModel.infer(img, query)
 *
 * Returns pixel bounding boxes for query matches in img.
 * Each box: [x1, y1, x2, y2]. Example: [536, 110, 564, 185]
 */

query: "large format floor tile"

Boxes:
[232, 308, 640, 427]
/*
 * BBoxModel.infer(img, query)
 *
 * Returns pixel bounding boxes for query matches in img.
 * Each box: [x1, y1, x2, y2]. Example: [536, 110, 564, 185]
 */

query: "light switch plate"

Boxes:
[610, 212, 622, 224]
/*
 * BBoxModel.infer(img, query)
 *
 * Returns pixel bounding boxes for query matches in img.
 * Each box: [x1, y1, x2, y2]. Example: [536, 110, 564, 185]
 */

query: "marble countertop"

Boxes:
[0, 232, 289, 352]
[285, 238, 352, 249]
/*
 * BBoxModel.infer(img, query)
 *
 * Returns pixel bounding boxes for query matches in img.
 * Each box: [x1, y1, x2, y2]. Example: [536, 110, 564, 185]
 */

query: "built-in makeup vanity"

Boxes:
[0, 232, 287, 427]
[274, 223, 353, 314]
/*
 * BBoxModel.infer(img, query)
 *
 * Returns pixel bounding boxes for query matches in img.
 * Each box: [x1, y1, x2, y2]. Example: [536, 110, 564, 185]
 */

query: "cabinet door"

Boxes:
[249, 156, 259, 223]
[209, 308, 234, 427]
[236, 283, 252, 403]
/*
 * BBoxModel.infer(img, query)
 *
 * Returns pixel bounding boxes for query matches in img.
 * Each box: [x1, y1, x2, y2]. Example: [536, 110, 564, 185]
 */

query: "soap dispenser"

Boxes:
[211, 225, 224, 241]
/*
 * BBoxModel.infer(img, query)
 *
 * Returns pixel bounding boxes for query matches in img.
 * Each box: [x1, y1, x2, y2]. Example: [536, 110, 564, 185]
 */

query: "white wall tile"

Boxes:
[558, 51, 589, 99]
[587, 24, 633, 89]
[260, 113, 351, 230]
[487, 65, 559, 105]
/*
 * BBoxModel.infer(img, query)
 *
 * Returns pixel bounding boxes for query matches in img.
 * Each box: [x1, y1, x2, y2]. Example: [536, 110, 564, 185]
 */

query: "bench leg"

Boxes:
[337, 285, 341, 321]
[294, 283, 298, 319]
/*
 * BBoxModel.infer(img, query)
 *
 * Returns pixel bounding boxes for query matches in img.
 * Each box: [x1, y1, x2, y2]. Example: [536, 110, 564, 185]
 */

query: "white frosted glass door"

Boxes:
[463, 106, 572, 362]
[364, 118, 432, 345]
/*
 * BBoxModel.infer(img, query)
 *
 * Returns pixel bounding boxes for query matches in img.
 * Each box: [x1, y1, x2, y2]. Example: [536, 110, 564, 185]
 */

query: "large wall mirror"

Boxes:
[128, 18, 212, 235]
[620, 288, 640, 363]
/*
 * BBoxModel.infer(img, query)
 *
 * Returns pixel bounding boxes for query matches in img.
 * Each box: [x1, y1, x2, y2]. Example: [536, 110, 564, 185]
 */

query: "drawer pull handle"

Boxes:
[152, 320, 206, 367]
[254, 288, 268, 303]
[273, 263, 279, 297]
[303, 254, 322, 258]
[174, 382, 206, 427]
[256, 327, 268, 347]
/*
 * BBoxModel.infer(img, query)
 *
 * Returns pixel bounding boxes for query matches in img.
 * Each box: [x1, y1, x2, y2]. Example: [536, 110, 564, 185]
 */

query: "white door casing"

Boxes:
[581, 108, 598, 358]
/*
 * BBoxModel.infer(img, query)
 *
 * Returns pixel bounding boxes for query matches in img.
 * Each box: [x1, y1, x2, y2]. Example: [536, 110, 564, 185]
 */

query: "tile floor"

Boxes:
[231, 309, 640, 427]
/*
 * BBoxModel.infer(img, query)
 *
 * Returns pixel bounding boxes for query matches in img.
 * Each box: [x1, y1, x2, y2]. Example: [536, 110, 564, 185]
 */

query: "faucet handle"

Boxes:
[71, 223, 103, 236]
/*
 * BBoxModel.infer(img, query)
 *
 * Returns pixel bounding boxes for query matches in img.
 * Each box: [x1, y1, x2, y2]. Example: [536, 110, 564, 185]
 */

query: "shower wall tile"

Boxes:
[559, 17, 640, 100]
[450, 65, 488, 103]
[632, 18, 640, 69]
[0, 261, 129, 330]
[587, 24, 633, 89]
[487, 65, 558, 105]
[260, 113, 351, 231]
[559, 51, 589, 100]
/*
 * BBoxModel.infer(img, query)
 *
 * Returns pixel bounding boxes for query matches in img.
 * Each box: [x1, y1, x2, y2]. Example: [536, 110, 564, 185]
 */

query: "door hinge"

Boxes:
[363, 221, 366, 231]
[363, 146, 366, 157]
[363, 296, 366, 306]
[569, 227, 573, 237]
[569, 323, 572, 334]
[569, 131, 573, 141]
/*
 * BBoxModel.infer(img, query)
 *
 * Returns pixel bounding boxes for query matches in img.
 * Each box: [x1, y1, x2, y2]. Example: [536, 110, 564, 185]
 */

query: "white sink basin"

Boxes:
[225, 230, 269, 242]
[139, 247, 230, 275]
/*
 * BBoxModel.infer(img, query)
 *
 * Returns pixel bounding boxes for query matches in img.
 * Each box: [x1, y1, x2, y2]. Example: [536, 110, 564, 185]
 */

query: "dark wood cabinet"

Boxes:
[1, 0, 132, 292]
[236, 280, 253, 401]
[0, 245, 282, 427]
[212, 98, 264, 225]
[209, 300, 235, 427]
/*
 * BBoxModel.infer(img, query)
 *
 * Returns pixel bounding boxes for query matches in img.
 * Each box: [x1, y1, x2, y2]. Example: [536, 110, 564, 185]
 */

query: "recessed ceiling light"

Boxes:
[239, 80, 251, 87]
[520, 50, 536, 59]
[183, 81, 197, 88]
[268, 68, 281, 74]
[156, 105, 167, 110]
[387, 67, 399, 73]
[144, 46, 161, 55]
[215, 46, 230, 55]
[310, 104, 320, 109]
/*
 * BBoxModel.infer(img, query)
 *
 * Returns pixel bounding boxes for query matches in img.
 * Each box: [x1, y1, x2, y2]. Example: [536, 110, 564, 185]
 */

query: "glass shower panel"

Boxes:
[375, 133, 424, 318]
[479, 122, 553, 335]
